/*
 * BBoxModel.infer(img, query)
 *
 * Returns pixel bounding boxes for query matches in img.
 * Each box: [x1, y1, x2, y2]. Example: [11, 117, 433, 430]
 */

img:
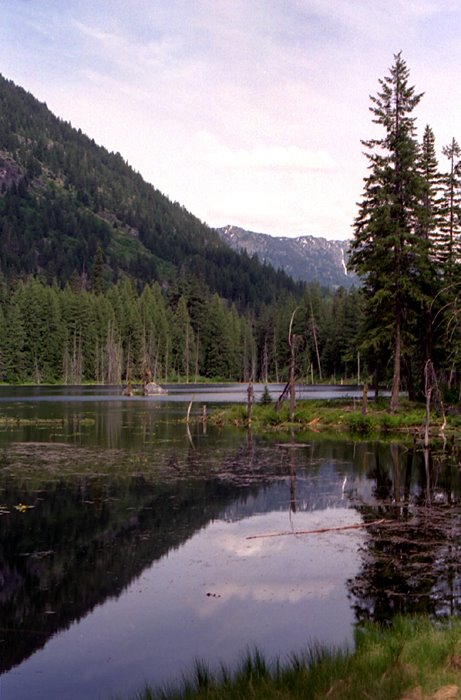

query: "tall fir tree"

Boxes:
[417, 125, 441, 247]
[349, 53, 428, 410]
[171, 295, 195, 382]
[438, 139, 461, 385]
[412, 125, 444, 369]
[439, 138, 461, 279]
[2, 294, 25, 382]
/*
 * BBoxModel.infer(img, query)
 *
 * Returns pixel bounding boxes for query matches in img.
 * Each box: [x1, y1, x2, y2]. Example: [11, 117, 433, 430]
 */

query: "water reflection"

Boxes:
[1, 388, 461, 698]
[0, 432, 363, 699]
[349, 441, 461, 623]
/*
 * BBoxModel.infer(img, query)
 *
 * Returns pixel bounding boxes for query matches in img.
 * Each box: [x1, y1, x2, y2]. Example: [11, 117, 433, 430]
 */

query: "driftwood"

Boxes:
[246, 518, 386, 540]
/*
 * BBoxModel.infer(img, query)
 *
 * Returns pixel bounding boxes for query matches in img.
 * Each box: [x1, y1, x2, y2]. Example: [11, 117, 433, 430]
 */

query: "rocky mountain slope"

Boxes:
[217, 225, 358, 288]
[0, 74, 302, 308]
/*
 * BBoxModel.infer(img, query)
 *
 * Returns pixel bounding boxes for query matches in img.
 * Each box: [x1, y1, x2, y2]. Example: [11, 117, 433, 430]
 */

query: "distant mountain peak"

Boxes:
[216, 225, 357, 288]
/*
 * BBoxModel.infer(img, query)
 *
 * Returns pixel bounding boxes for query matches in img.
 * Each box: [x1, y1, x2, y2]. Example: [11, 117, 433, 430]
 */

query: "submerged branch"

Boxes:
[246, 518, 386, 540]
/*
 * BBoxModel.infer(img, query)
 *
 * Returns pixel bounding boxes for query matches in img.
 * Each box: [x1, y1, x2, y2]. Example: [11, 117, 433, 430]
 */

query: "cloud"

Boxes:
[217, 145, 335, 172]
[3, 1, 461, 238]
[195, 580, 336, 619]
[202, 139, 336, 173]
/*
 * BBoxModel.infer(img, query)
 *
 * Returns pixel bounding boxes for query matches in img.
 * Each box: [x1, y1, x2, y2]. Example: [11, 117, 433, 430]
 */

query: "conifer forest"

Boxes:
[0, 54, 461, 402]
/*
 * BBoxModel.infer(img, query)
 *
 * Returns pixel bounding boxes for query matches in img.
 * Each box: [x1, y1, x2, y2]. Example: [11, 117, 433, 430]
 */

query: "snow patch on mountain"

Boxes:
[216, 225, 358, 288]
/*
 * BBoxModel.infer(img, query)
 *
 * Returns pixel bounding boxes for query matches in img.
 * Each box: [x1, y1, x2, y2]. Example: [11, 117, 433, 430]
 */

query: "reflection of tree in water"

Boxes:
[349, 441, 461, 624]
[0, 435, 265, 674]
[1, 426, 361, 678]
[0, 432, 336, 675]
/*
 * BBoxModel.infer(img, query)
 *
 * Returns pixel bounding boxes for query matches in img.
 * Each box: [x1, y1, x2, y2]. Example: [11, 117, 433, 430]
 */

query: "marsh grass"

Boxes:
[210, 399, 450, 439]
[131, 617, 461, 700]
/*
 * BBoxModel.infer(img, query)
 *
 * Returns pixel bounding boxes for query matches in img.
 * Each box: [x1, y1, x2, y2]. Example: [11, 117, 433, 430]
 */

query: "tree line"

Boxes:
[0, 274, 362, 386]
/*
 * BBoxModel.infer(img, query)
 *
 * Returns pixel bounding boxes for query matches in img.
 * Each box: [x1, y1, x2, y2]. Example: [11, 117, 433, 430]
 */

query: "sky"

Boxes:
[1, 1, 461, 240]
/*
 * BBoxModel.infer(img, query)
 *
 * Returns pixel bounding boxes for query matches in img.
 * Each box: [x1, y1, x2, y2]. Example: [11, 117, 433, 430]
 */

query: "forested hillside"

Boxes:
[0, 74, 301, 308]
[0, 74, 363, 385]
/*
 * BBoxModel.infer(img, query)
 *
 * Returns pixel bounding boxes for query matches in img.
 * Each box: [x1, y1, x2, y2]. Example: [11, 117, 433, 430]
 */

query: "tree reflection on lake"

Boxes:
[349, 440, 461, 622]
[0, 387, 460, 699]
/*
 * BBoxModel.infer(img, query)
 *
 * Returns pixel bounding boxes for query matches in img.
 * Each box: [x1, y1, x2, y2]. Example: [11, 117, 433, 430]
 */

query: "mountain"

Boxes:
[216, 225, 358, 288]
[0, 75, 303, 308]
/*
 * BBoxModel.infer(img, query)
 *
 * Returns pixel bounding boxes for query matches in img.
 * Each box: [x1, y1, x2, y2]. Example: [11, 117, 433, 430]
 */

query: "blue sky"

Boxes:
[1, 1, 461, 239]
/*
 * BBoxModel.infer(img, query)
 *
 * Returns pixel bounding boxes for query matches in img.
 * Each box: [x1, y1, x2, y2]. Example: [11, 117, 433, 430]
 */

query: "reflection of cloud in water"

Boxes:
[196, 580, 336, 617]
[215, 507, 363, 557]
[192, 507, 363, 618]
[219, 534, 283, 557]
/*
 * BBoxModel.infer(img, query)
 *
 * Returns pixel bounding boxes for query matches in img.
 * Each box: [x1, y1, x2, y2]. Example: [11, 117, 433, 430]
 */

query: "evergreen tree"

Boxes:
[138, 283, 171, 382]
[202, 294, 234, 379]
[111, 278, 143, 381]
[17, 278, 64, 382]
[1, 294, 25, 382]
[240, 314, 256, 381]
[439, 138, 461, 278]
[413, 125, 443, 370]
[60, 284, 90, 383]
[436, 140, 461, 387]
[91, 292, 115, 383]
[171, 295, 195, 382]
[349, 53, 427, 410]
[0, 304, 5, 380]
[321, 287, 363, 381]
[417, 126, 442, 248]
[90, 245, 105, 295]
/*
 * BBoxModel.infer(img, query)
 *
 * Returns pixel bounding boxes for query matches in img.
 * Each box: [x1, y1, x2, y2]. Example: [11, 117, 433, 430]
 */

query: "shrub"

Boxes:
[379, 413, 401, 432]
[347, 413, 372, 434]
[259, 385, 273, 405]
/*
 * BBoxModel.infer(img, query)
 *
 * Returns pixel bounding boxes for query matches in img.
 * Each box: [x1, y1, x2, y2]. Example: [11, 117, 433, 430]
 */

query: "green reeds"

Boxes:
[130, 617, 461, 700]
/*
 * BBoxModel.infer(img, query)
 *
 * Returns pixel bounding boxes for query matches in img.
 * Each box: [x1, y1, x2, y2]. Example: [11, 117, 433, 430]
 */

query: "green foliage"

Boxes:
[346, 413, 373, 434]
[12, 58, 461, 395]
[379, 413, 402, 432]
[2, 276, 367, 384]
[211, 399, 453, 438]
[347, 54, 461, 404]
[349, 53, 428, 411]
[131, 616, 461, 700]
[259, 385, 273, 405]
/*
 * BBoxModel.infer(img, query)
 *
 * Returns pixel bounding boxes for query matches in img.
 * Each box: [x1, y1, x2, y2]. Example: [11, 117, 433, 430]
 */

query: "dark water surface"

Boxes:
[0, 385, 460, 699]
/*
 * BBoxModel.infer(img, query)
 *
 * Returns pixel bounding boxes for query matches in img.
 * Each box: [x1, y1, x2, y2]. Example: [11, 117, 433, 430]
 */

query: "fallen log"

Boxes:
[246, 518, 386, 540]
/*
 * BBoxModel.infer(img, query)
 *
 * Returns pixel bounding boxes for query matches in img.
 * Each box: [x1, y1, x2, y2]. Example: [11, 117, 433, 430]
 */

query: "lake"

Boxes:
[0, 384, 460, 699]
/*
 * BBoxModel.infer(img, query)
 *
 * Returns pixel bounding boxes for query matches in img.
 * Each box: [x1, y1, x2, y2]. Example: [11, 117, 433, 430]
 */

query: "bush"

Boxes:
[379, 413, 401, 432]
[347, 413, 372, 434]
[259, 385, 273, 405]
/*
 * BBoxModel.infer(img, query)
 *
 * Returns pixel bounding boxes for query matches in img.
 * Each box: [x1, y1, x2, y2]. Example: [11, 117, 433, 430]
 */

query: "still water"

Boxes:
[0, 385, 460, 699]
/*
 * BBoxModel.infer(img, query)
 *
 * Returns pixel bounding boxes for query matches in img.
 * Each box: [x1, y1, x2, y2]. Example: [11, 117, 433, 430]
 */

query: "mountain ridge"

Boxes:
[216, 225, 357, 288]
[0, 74, 303, 309]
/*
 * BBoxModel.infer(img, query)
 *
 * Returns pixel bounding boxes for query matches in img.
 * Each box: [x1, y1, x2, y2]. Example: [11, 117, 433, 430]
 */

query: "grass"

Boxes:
[130, 617, 461, 699]
[210, 398, 454, 439]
